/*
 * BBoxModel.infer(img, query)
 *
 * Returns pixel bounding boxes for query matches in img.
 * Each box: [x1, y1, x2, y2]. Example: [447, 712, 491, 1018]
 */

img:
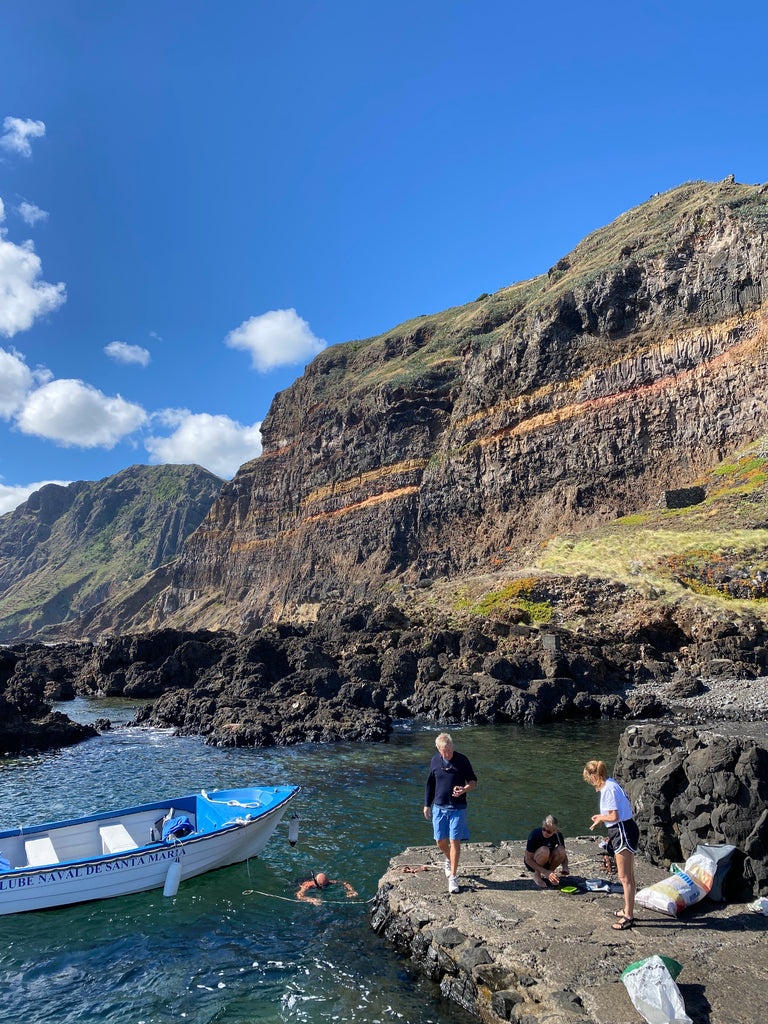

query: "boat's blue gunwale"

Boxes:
[0, 822, 242, 879]
[0, 797, 189, 842]
[0, 785, 298, 841]
[0, 786, 301, 876]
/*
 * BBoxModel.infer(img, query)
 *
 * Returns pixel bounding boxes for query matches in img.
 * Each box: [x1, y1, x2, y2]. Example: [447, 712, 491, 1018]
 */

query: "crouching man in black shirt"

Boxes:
[525, 814, 569, 888]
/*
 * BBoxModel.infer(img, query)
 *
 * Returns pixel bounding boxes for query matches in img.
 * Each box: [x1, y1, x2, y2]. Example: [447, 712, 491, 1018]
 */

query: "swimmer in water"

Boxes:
[296, 871, 358, 906]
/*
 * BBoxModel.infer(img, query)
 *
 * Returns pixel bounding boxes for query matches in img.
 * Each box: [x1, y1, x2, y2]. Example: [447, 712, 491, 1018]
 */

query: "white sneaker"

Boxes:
[448, 875, 459, 894]
[443, 858, 451, 878]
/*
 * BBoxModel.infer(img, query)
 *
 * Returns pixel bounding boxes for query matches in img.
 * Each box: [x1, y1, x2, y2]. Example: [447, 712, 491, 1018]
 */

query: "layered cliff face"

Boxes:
[157, 179, 768, 631]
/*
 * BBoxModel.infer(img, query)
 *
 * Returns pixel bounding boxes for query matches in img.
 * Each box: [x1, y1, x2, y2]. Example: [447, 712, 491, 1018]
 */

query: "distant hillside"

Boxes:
[0, 464, 223, 642]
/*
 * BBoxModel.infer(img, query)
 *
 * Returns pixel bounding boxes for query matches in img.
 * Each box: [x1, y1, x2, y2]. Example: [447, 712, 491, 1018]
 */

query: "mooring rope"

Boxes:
[200, 789, 263, 809]
[242, 888, 375, 905]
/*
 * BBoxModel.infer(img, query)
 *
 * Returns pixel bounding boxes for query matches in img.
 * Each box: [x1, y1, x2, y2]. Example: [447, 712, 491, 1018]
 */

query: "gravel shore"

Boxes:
[626, 672, 768, 732]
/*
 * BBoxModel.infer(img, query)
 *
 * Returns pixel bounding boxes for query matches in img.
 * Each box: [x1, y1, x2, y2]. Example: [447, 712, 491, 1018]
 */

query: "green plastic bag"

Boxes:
[621, 955, 691, 1024]
[621, 955, 683, 981]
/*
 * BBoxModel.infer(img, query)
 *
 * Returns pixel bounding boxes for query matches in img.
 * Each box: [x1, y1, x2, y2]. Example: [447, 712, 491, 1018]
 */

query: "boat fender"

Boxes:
[163, 859, 182, 897]
[288, 813, 300, 846]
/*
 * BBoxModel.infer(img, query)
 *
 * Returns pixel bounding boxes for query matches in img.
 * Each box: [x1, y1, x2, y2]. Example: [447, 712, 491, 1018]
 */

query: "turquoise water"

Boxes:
[0, 702, 624, 1024]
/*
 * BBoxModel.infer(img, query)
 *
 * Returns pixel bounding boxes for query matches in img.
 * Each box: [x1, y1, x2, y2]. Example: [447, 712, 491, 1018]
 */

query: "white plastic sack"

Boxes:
[621, 955, 692, 1024]
[635, 851, 716, 917]
[694, 843, 736, 901]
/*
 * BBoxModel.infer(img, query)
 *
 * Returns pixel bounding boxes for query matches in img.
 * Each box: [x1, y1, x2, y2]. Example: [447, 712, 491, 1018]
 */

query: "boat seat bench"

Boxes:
[100, 823, 139, 855]
[25, 836, 58, 866]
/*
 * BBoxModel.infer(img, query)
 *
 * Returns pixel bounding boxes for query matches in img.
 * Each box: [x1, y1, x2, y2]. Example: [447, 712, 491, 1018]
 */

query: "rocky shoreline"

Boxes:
[4, 602, 767, 1023]
[3, 598, 768, 755]
[616, 722, 768, 897]
[0, 646, 96, 756]
[371, 838, 767, 1024]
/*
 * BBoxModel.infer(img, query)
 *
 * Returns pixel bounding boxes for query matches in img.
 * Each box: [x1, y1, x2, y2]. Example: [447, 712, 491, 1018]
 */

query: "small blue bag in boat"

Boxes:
[162, 815, 194, 841]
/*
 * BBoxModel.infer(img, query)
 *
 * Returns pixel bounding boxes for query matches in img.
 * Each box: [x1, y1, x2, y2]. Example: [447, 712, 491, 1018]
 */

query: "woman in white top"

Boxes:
[583, 759, 639, 930]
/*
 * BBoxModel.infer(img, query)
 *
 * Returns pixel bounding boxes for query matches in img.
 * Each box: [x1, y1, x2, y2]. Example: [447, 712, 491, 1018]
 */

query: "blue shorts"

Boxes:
[432, 805, 470, 842]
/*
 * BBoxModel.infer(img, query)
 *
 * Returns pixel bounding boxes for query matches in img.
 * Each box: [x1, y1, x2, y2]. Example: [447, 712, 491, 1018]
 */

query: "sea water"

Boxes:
[0, 700, 624, 1024]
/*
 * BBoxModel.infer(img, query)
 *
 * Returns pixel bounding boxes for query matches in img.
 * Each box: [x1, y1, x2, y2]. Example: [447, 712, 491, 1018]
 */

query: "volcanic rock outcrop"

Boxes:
[5, 595, 768, 753]
[615, 721, 768, 897]
[0, 646, 96, 755]
[146, 179, 768, 632]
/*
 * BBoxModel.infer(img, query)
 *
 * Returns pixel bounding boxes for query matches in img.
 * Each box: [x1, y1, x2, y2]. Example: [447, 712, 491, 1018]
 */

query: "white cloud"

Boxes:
[0, 117, 46, 157]
[0, 346, 33, 418]
[104, 340, 151, 367]
[0, 478, 70, 517]
[224, 308, 326, 372]
[16, 378, 147, 448]
[145, 410, 262, 478]
[18, 201, 48, 226]
[0, 197, 5, 222]
[0, 346, 52, 419]
[0, 233, 66, 337]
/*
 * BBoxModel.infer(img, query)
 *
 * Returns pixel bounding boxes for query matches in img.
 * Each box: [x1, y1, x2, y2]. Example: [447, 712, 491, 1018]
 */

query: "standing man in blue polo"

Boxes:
[423, 732, 477, 894]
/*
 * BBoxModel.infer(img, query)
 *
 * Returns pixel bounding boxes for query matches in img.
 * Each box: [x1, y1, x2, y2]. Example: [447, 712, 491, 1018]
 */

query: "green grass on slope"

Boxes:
[539, 178, 768, 305]
[536, 441, 768, 608]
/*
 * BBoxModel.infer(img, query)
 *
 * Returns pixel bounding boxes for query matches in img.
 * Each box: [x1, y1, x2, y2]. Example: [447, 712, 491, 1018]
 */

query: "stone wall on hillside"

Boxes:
[615, 722, 768, 897]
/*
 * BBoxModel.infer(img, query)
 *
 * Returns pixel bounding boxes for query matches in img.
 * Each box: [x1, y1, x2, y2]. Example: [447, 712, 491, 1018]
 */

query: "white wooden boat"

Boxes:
[0, 785, 299, 915]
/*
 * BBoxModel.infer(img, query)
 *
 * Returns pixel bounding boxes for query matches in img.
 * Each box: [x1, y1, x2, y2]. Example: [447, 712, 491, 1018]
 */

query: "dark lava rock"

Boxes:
[667, 673, 706, 698]
[3, 599, 767, 751]
[0, 646, 97, 756]
[617, 722, 768, 897]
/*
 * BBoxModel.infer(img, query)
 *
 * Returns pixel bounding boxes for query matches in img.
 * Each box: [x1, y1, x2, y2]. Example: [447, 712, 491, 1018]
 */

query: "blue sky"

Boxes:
[1, 0, 767, 514]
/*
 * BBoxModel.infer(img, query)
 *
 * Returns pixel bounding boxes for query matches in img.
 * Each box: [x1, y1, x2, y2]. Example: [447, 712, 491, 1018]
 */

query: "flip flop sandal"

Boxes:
[611, 917, 635, 930]
[612, 910, 630, 919]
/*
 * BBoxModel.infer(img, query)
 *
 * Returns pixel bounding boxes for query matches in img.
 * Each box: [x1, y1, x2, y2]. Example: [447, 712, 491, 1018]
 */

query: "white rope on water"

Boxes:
[242, 888, 375, 905]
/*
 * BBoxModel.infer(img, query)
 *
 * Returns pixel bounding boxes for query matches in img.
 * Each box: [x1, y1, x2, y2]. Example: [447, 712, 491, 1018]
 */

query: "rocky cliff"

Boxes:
[616, 721, 768, 897]
[144, 178, 768, 632]
[0, 464, 222, 642]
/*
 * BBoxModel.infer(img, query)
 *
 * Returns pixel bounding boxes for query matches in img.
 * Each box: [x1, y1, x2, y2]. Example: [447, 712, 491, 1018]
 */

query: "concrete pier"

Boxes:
[371, 839, 767, 1024]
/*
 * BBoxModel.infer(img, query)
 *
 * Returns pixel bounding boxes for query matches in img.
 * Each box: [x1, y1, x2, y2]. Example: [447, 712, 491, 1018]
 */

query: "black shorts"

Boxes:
[605, 818, 639, 855]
